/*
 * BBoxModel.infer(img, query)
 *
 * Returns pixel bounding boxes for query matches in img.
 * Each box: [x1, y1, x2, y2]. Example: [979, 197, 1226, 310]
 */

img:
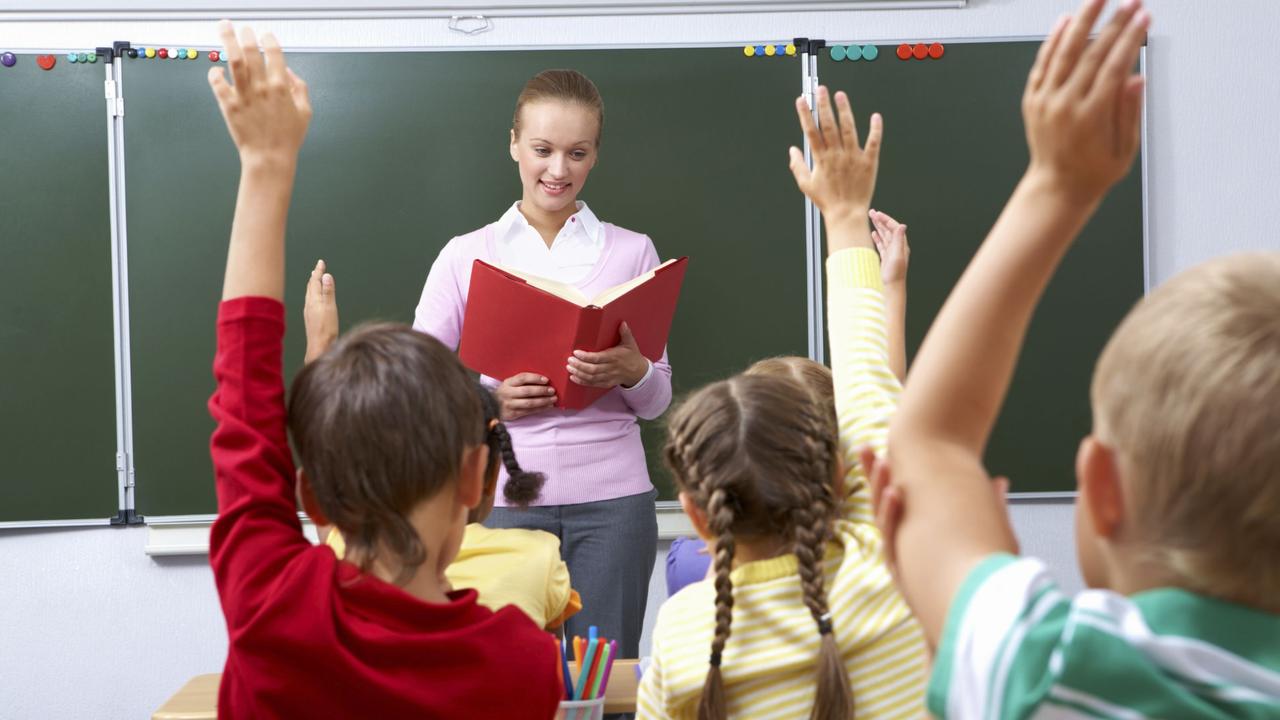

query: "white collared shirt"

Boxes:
[493, 201, 602, 284]
[492, 200, 653, 388]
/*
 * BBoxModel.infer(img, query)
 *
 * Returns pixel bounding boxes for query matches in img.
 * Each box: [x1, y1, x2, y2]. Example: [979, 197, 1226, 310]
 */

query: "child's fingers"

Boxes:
[834, 91, 859, 152]
[1090, 7, 1148, 110]
[287, 67, 313, 116]
[238, 25, 265, 92]
[1068, 0, 1141, 98]
[260, 31, 288, 88]
[787, 146, 812, 189]
[321, 272, 335, 298]
[1026, 14, 1070, 96]
[218, 21, 248, 91]
[815, 86, 841, 151]
[794, 96, 824, 154]
[863, 112, 883, 164]
[878, 486, 904, 566]
[1045, 0, 1107, 90]
[1116, 75, 1145, 158]
[871, 230, 883, 253]
[207, 66, 234, 106]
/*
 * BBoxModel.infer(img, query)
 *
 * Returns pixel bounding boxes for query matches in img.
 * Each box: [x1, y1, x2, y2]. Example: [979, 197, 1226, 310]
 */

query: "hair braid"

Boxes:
[699, 485, 737, 720]
[792, 425, 853, 720]
[494, 421, 546, 506]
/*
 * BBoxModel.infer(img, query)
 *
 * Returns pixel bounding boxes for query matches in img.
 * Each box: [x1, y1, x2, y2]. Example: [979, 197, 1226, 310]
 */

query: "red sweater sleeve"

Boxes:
[207, 297, 308, 630]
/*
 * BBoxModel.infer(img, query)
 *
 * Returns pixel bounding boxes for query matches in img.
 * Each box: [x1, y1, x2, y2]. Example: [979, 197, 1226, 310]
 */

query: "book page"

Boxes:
[592, 258, 681, 306]
[496, 266, 592, 307]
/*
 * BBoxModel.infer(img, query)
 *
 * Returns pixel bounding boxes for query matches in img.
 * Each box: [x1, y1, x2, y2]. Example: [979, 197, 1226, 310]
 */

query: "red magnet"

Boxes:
[896, 43, 912, 60]
[36, 54, 56, 70]
[209, 50, 221, 62]
[912, 43, 928, 60]
[929, 42, 945, 59]
[158, 48, 169, 59]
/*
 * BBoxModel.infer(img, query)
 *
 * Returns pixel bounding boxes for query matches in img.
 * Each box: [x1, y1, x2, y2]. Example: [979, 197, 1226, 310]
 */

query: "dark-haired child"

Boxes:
[205, 22, 561, 717]
[306, 261, 582, 630]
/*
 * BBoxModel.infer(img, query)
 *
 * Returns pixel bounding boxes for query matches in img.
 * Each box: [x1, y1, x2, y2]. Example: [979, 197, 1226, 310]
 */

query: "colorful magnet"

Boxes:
[896, 43, 912, 60]
[754, 45, 764, 56]
[36, 54, 55, 70]
[127, 48, 138, 58]
[0, 52, 15, 68]
[186, 48, 198, 60]
[209, 50, 221, 62]
[862, 44, 879, 61]
[743, 45, 754, 57]
[847, 45, 862, 61]
[158, 48, 169, 59]
[67, 52, 79, 63]
[912, 43, 928, 60]
[830, 45, 846, 61]
[764, 44, 776, 56]
[929, 42, 945, 59]
[785, 43, 797, 56]
[88, 52, 98, 63]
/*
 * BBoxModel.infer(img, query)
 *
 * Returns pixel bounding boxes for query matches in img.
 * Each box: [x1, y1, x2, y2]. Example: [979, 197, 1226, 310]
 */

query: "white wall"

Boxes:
[3, 1, 1278, 717]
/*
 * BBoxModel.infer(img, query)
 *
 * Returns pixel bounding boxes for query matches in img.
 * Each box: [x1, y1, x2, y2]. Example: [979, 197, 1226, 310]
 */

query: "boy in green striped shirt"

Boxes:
[873, 0, 1280, 718]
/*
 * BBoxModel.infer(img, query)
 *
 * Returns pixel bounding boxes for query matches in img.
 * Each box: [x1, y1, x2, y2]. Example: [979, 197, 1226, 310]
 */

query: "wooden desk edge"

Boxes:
[153, 660, 642, 718]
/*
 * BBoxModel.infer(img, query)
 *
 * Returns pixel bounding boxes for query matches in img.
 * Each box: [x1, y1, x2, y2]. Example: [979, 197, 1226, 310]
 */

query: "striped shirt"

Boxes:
[930, 554, 1280, 719]
[636, 248, 928, 719]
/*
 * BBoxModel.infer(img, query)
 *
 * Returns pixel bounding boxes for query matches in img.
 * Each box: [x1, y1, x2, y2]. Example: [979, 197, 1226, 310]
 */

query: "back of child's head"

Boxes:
[744, 357, 837, 440]
[287, 322, 482, 584]
[665, 374, 853, 720]
[474, 383, 545, 507]
[1092, 252, 1280, 611]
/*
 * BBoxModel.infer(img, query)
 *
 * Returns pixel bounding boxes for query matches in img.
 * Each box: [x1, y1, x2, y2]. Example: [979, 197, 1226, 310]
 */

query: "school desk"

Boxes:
[151, 659, 641, 718]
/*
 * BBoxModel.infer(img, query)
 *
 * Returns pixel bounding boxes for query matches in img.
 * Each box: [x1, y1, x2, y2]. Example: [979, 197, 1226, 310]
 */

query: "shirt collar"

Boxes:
[495, 201, 602, 247]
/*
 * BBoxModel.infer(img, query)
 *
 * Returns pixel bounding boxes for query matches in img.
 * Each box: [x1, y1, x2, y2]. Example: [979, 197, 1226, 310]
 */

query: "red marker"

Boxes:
[896, 43, 912, 60]
[912, 43, 928, 60]
[929, 42, 945, 59]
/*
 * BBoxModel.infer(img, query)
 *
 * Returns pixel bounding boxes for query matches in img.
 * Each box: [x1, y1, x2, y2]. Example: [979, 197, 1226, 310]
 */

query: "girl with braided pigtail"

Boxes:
[637, 84, 927, 719]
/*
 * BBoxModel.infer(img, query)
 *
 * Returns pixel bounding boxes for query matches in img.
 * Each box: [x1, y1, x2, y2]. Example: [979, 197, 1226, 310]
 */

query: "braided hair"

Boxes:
[475, 383, 546, 506]
[664, 374, 851, 720]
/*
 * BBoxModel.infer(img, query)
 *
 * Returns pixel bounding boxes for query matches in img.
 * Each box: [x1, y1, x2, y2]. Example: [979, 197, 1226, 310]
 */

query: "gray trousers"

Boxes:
[485, 488, 658, 659]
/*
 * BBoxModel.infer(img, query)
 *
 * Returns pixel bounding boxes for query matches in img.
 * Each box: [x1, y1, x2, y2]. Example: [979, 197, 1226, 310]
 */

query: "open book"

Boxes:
[458, 257, 688, 410]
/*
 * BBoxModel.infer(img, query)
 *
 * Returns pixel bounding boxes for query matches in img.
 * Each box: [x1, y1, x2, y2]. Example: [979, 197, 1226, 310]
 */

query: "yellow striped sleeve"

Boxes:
[826, 247, 902, 521]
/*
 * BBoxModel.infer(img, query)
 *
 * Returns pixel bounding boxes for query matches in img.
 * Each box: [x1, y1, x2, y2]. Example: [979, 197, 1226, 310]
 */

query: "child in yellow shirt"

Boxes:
[307, 261, 580, 629]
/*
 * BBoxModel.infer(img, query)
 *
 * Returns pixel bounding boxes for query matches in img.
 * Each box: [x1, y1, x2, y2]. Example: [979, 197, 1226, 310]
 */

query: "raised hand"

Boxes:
[567, 322, 649, 389]
[1022, 0, 1148, 204]
[303, 259, 338, 364]
[870, 209, 910, 287]
[208, 20, 312, 167]
[788, 86, 883, 251]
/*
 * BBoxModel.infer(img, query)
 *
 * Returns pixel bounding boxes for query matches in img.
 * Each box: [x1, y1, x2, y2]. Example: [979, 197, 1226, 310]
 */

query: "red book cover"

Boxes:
[458, 257, 688, 410]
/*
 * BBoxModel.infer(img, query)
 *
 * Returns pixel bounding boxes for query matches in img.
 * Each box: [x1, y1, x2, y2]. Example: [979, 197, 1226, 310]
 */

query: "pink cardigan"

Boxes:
[414, 222, 672, 506]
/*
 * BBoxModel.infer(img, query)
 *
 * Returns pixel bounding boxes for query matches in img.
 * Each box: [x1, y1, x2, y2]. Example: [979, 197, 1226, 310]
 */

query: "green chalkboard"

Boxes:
[123, 47, 808, 516]
[820, 40, 1145, 494]
[0, 55, 119, 522]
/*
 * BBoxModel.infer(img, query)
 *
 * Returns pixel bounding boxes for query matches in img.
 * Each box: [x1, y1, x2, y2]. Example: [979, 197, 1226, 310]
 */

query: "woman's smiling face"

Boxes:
[510, 100, 600, 218]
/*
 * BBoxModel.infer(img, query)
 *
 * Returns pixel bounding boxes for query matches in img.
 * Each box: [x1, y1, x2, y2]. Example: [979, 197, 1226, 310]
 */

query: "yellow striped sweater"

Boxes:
[637, 248, 928, 720]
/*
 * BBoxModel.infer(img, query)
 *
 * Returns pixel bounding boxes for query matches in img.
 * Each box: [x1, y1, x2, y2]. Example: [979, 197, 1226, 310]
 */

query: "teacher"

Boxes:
[412, 69, 670, 657]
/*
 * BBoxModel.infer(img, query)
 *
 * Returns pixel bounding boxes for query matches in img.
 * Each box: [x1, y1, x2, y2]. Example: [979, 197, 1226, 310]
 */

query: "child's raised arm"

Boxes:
[886, 0, 1148, 645]
[209, 21, 312, 301]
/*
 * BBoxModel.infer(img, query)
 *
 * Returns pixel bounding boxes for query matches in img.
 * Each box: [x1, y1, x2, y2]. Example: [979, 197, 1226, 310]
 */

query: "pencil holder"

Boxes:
[557, 696, 605, 720]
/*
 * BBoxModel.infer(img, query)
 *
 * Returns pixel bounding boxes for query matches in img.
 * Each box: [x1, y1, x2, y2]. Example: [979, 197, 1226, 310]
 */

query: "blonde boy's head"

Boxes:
[1090, 252, 1280, 610]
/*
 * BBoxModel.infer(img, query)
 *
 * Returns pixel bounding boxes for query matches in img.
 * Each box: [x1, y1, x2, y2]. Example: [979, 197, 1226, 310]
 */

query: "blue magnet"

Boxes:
[847, 45, 863, 61]
[68, 52, 79, 63]
[830, 45, 846, 61]
[0, 52, 15, 67]
[862, 44, 879, 61]
[753, 45, 764, 56]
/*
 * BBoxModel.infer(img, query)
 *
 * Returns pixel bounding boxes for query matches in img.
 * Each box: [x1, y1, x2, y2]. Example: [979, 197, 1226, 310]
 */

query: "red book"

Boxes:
[459, 257, 688, 410]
